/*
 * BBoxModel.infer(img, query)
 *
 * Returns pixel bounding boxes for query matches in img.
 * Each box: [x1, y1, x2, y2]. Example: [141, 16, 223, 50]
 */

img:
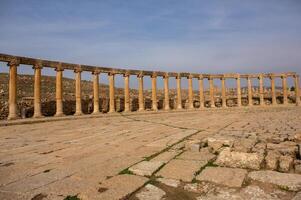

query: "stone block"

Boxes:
[129, 161, 164, 176]
[196, 167, 247, 187]
[215, 148, 264, 170]
[278, 155, 294, 172]
[265, 151, 280, 170]
[136, 184, 166, 200]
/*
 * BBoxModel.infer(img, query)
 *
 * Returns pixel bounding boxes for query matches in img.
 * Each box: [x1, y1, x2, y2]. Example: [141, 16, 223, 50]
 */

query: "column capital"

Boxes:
[108, 71, 116, 76]
[137, 72, 144, 78]
[175, 73, 181, 79]
[281, 74, 287, 78]
[258, 74, 264, 79]
[32, 61, 43, 70]
[151, 72, 157, 78]
[187, 74, 193, 79]
[123, 71, 130, 77]
[198, 74, 204, 80]
[55, 63, 64, 72]
[163, 73, 169, 78]
[208, 76, 214, 80]
[220, 75, 226, 80]
[7, 58, 20, 67]
[235, 73, 240, 79]
[74, 66, 82, 73]
[293, 74, 300, 78]
[92, 70, 101, 75]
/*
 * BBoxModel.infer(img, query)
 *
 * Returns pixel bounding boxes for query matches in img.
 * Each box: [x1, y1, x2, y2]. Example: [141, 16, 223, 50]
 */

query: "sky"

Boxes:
[0, 0, 301, 88]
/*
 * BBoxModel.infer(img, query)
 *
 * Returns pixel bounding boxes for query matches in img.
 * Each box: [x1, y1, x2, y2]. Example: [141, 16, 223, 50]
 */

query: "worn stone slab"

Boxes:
[157, 178, 180, 188]
[215, 148, 264, 170]
[156, 159, 207, 182]
[97, 175, 148, 200]
[248, 170, 301, 191]
[129, 161, 164, 176]
[136, 184, 166, 200]
[177, 148, 216, 162]
[196, 167, 247, 187]
[152, 150, 180, 163]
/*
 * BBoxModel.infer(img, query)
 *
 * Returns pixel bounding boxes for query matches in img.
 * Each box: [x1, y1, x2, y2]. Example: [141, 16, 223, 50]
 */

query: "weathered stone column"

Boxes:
[294, 75, 300, 106]
[124, 73, 130, 112]
[270, 75, 277, 105]
[221, 76, 227, 108]
[188, 74, 194, 109]
[109, 72, 115, 113]
[198, 75, 205, 109]
[176, 74, 182, 109]
[55, 66, 64, 116]
[236, 74, 242, 107]
[151, 73, 158, 111]
[209, 77, 215, 108]
[281, 74, 288, 105]
[247, 76, 253, 106]
[7, 59, 19, 120]
[137, 74, 144, 111]
[92, 70, 100, 114]
[33, 62, 43, 118]
[259, 74, 265, 106]
[163, 73, 170, 110]
[74, 68, 82, 115]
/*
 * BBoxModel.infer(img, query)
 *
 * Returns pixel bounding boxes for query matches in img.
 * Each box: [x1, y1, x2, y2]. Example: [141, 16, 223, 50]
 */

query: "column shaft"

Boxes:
[282, 75, 288, 105]
[270, 76, 277, 105]
[124, 74, 130, 112]
[199, 77, 205, 108]
[75, 69, 82, 115]
[221, 78, 227, 107]
[209, 78, 215, 107]
[33, 65, 43, 118]
[93, 72, 100, 114]
[138, 75, 144, 111]
[109, 73, 115, 112]
[7, 61, 18, 120]
[295, 75, 300, 106]
[55, 68, 64, 116]
[151, 75, 158, 111]
[247, 77, 253, 106]
[188, 76, 194, 109]
[164, 75, 170, 110]
[259, 74, 264, 106]
[176, 75, 182, 109]
[236, 75, 242, 107]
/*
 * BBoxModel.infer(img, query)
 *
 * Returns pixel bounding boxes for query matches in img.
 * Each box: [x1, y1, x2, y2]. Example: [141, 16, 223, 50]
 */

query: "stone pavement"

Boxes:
[0, 106, 301, 200]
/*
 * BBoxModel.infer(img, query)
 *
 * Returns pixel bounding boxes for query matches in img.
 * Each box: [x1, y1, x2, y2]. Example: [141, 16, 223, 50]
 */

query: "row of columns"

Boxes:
[6, 60, 301, 120]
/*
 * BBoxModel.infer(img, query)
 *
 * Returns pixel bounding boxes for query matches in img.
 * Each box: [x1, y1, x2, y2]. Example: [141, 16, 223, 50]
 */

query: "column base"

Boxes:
[92, 111, 100, 115]
[74, 112, 83, 116]
[54, 113, 65, 117]
[7, 115, 19, 120]
[33, 114, 44, 119]
[138, 108, 145, 112]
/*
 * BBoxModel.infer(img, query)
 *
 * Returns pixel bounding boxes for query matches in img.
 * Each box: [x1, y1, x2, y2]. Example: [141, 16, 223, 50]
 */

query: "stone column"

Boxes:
[7, 59, 19, 120]
[109, 72, 115, 113]
[270, 75, 277, 105]
[92, 70, 100, 114]
[281, 74, 288, 105]
[294, 75, 300, 106]
[176, 74, 182, 109]
[138, 74, 144, 111]
[55, 66, 64, 116]
[124, 73, 130, 112]
[74, 68, 82, 115]
[236, 74, 242, 107]
[209, 77, 215, 108]
[221, 76, 227, 108]
[188, 75, 194, 109]
[151, 74, 158, 111]
[33, 63, 43, 118]
[247, 76, 253, 106]
[259, 74, 265, 106]
[198, 75, 205, 109]
[163, 73, 170, 110]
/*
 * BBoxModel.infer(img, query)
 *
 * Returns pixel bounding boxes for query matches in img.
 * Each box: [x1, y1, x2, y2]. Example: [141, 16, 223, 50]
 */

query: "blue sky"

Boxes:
[0, 0, 301, 88]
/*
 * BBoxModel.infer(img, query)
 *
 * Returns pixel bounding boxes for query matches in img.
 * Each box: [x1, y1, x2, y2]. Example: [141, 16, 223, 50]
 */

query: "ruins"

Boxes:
[0, 53, 301, 200]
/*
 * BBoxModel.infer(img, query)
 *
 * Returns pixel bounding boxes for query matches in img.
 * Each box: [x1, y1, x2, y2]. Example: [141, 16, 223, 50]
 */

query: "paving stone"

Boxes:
[157, 178, 180, 188]
[151, 150, 180, 163]
[215, 147, 264, 170]
[265, 151, 280, 170]
[136, 184, 166, 200]
[248, 170, 301, 191]
[278, 155, 294, 172]
[97, 175, 148, 200]
[156, 159, 207, 182]
[292, 191, 301, 200]
[177, 147, 216, 162]
[206, 136, 235, 152]
[129, 161, 164, 176]
[196, 167, 247, 187]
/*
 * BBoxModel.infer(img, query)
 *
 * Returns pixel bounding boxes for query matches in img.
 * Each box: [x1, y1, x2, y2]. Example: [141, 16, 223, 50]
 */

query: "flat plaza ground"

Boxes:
[0, 106, 301, 200]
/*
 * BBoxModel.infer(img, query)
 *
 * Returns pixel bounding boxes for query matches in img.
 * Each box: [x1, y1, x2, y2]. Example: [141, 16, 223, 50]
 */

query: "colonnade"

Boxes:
[1, 54, 300, 120]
